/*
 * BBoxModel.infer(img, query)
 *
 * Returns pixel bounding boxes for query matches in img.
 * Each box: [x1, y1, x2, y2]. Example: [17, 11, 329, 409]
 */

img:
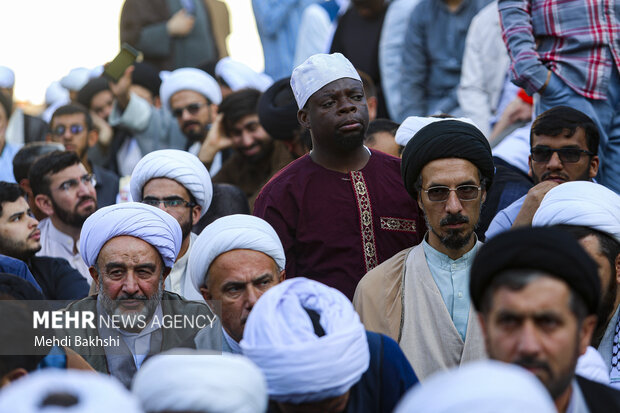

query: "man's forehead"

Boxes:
[0, 197, 28, 217]
[312, 78, 363, 97]
[49, 163, 87, 181]
[51, 112, 87, 127]
[211, 249, 278, 273]
[490, 274, 572, 309]
[99, 235, 162, 262]
[532, 127, 587, 147]
[143, 177, 190, 198]
[421, 158, 480, 182]
[170, 90, 207, 107]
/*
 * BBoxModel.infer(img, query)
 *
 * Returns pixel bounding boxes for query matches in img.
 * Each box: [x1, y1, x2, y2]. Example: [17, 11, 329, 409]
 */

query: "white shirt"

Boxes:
[37, 217, 91, 284]
[165, 232, 197, 297]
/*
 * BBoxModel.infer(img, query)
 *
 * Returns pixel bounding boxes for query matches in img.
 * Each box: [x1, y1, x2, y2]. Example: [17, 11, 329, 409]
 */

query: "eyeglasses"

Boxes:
[171, 103, 206, 119]
[423, 185, 482, 202]
[57, 174, 97, 191]
[51, 124, 84, 136]
[142, 197, 196, 209]
[531, 147, 594, 163]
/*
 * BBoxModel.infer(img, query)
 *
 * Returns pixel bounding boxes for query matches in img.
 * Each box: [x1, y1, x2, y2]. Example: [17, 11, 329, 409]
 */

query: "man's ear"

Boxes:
[200, 285, 213, 301]
[589, 155, 600, 179]
[87, 129, 98, 148]
[579, 314, 597, 356]
[209, 104, 218, 120]
[481, 189, 487, 204]
[278, 269, 286, 283]
[162, 267, 172, 283]
[88, 266, 99, 286]
[366, 96, 378, 121]
[34, 194, 54, 217]
[0, 368, 27, 387]
[298, 108, 310, 129]
[527, 155, 533, 178]
[191, 205, 202, 226]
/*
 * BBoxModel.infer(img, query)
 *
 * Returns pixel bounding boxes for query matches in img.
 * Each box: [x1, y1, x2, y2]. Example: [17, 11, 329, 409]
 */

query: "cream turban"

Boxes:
[0, 369, 142, 413]
[132, 349, 268, 413]
[532, 181, 620, 243]
[130, 149, 213, 218]
[60, 67, 92, 92]
[395, 116, 480, 146]
[290, 53, 361, 109]
[186, 214, 285, 301]
[241, 278, 370, 403]
[160, 67, 222, 110]
[44, 81, 69, 106]
[80, 202, 182, 269]
[215, 57, 273, 92]
[0, 66, 15, 88]
[394, 360, 556, 413]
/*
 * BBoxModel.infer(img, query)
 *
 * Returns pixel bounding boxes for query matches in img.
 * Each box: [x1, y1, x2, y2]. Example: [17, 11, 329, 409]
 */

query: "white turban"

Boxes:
[0, 66, 15, 88]
[132, 349, 268, 413]
[395, 116, 480, 146]
[44, 81, 69, 106]
[0, 369, 142, 413]
[80, 202, 182, 269]
[532, 181, 620, 243]
[290, 53, 361, 109]
[394, 360, 556, 413]
[215, 57, 274, 92]
[60, 67, 92, 92]
[130, 149, 213, 218]
[187, 214, 285, 301]
[160, 67, 222, 110]
[241, 278, 370, 403]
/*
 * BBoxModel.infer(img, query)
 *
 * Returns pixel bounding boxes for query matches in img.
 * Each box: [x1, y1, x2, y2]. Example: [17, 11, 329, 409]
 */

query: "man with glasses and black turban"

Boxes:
[354, 116, 494, 381]
[485, 106, 600, 239]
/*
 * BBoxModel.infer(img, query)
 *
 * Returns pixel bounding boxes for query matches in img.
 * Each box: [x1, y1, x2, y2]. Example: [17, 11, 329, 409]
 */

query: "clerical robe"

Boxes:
[353, 243, 486, 380]
[254, 149, 425, 300]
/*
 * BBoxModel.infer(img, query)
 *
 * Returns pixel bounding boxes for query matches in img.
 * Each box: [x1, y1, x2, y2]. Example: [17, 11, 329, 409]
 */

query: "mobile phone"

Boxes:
[103, 43, 140, 82]
[180, 0, 196, 15]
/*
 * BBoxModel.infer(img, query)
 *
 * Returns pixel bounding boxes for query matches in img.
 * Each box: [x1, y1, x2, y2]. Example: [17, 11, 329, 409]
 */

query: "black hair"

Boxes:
[50, 103, 94, 131]
[218, 88, 262, 136]
[357, 69, 376, 98]
[12, 142, 65, 183]
[531, 106, 599, 154]
[0, 182, 25, 218]
[29, 151, 81, 197]
[365, 118, 399, 144]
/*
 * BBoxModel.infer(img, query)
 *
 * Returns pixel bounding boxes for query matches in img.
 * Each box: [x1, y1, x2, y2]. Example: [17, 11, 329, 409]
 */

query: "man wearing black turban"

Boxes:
[471, 226, 620, 412]
[354, 117, 494, 380]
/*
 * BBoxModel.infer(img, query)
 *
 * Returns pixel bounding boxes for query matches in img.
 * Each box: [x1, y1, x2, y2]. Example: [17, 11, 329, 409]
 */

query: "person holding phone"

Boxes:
[120, 0, 230, 71]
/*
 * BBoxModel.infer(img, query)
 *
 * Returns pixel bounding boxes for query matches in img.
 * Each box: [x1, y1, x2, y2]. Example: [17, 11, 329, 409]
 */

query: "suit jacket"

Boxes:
[577, 375, 620, 412]
[353, 243, 486, 380]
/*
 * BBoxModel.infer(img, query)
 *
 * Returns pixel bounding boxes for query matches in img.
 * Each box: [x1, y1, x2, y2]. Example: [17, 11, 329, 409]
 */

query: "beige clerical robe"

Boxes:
[353, 243, 486, 380]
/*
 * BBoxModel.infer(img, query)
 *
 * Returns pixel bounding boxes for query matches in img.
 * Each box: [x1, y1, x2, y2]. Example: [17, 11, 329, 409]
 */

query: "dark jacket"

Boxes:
[92, 163, 119, 208]
[577, 375, 620, 412]
[27, 256, 89, 301]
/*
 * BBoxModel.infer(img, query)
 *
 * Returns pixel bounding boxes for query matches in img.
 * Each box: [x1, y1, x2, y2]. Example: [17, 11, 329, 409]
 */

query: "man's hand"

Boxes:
[489, 96, 533, 144]
[108, 65, 134, 111]
[167, 9, 195, 37]
[198, 114, 233, 165]
[90, 112, 113, 146]
[512, 180, 560, 228]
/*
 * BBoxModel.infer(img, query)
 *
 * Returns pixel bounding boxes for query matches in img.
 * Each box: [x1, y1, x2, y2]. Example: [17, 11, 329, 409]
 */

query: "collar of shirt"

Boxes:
[39, 217, 80, 255]
[421, 233, 479, 271]
[566, 379, 590, 413]
[222, 327, 242, 354]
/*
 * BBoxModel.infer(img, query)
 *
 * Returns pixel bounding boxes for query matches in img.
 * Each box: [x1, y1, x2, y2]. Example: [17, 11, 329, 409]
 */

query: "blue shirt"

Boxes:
[422, 239, 479, 341]
[0, 143, 20, 183]
[0, 254, 43, 293]
[485, 195, 526, 240]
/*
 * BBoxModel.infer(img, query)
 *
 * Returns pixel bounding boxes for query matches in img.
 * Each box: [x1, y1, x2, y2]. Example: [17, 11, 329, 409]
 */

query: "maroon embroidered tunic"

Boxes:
[254, 149, 425, 300]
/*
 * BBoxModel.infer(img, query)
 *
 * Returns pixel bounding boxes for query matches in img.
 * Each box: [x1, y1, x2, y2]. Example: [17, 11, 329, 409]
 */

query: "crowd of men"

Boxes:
[0, 0, 620, 411]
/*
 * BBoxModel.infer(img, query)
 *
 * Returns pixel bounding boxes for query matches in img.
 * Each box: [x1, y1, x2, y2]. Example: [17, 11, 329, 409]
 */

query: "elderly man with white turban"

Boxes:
[131, 149, 212, 298]
[189, 214, 285, 353]
[132, 349, 268, 413]
[532, 181, 620, 389]
[241, 277, 418, 412]
[62, 202, 218, 387]
[254, 53, 425, 301]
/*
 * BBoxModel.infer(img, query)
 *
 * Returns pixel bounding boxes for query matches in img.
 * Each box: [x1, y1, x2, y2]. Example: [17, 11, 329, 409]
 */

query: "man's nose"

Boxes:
[546, 151, 563, 169]
[444, 190, 463, 214]
[122, 273, 140, 295]
[516, 321, 543, 356]
[241, 130, 254, 147]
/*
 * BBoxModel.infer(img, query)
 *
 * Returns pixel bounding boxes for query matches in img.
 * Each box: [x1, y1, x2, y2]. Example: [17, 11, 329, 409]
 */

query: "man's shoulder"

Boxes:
[258, 155, 314, 193]
[161, 291, 212, 315]
[63, 295, 97, 311]
[577, 376, 620, 410]
[359, 247, 414, 289]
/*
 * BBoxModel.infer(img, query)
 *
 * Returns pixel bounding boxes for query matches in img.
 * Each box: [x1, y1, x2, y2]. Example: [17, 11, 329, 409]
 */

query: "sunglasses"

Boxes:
[422, 185, 482, 202]
[51, 124, 84, 136]
[531, 147, 594, 163]
[171, 102, 206, 118]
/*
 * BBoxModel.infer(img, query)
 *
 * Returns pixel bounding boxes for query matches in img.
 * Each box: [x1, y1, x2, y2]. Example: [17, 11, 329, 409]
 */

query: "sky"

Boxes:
[0, 0, 264, 106]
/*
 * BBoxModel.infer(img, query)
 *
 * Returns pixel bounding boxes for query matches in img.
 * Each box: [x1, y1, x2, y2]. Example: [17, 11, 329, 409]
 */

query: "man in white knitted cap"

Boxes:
[132, 349, 268, 413]
[130, 149, 213, 298]
[532, 181, 620, 388]
[254, 53, 425, 301]
[242, 277, 418, 412]
[62, 202, 217, 387]
[189, 214, 285, 353]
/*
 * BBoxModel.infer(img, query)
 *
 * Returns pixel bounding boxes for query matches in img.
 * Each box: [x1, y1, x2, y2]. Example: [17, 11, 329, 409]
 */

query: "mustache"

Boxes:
[541, 171, 569, 181]
[514, 357, 552, 375]
[182, 121, 201, 129]
[76, 196, 96, 208]
[115, 293, 148, 301]
[440, 213, 469, 226]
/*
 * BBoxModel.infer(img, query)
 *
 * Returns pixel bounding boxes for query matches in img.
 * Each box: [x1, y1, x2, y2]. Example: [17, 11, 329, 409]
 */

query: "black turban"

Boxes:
[257, 77, 300, 141]
[401, 120, 494, 199]
[76, 77, 109, 108]
[470, 227, 600, 315]
[132, 62, 162, 98]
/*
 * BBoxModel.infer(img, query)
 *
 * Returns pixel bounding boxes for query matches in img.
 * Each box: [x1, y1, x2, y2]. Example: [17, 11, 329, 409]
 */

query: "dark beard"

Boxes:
[426, 212, 473, 250]
[180, 209, 193, 240]
[334, 129, 365, 152]
[51, 196, 97, 228]
[0, 236, 41, 261]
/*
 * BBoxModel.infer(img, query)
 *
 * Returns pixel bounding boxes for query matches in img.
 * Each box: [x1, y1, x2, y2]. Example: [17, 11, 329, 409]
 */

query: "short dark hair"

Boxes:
[218, 88, 262, 136]
[478, 270, 589, 322]
[365, 118, 399, 144]
[530, 106, 599, 154]
[29, 151, 81, 197]
[12, 142, 65, 183]
[50, 103, 94, 131]
[553, 224, 620, 278]
[0, 182, 25, 218]
[357, 69, 376, 99]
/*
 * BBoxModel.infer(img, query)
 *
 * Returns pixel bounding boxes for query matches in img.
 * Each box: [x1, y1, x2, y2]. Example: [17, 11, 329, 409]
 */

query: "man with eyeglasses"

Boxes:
[28, 151, 98, 283]
[485, 106, 600, 239]
[354, 117, 494, 380]
[129, 149, 212, 298]
[47, 104, 119, 208]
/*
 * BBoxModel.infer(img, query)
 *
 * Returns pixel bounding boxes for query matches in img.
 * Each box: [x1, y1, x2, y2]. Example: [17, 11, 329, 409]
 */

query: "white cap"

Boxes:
[395, 116, 480, 146]
[160, 67, 222, 110]
[0, 66, 15, 88]
[290, 53, 361, 109]
[60, 67, 92, 91]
